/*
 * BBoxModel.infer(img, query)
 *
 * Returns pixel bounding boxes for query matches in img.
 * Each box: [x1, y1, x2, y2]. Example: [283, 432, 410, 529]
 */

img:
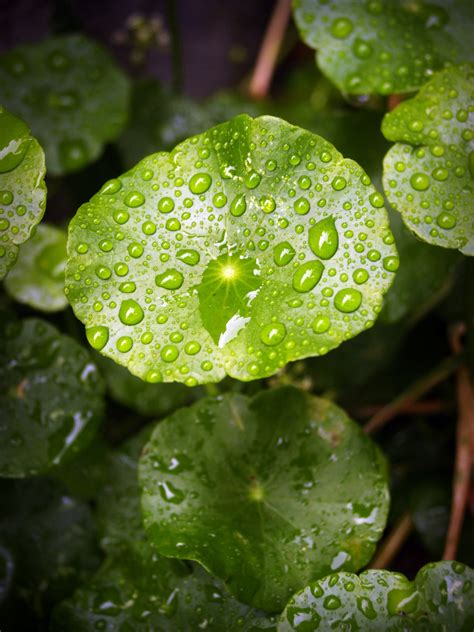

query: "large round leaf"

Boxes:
[65, 114, 398, 385]
[139, 386, 389, 611]
[0, 35, 130, 175]
[51, 552, 277, 632]
[293, 0, 473, 95]
[0, 317, 105, 477]
[278, 561, 474, 631]
[0, 106, 46, 279]
[4, 223, 67, 311]
[382, 64, 474, 255]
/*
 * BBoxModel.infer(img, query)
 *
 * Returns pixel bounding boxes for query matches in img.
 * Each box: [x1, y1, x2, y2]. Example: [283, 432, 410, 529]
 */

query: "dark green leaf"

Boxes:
[139, 386, 389, 611]
[0, 35, 130, 175]
[65, 114, 398, 384]
[279, 561, 474, 631]
[383, 64, 474, 254]
[293, 0, 473, 95]
[0, 106, 46, 279]
[0, 318, 105, 477]
[4, 223, 67, 311]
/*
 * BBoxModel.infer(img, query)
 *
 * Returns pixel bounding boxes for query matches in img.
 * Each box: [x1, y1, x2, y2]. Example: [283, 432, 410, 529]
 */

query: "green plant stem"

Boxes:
[369, 512, 414, 570]
[363, 354, 462, 434]
[166, 0, 183, 94]
[204, 383, 220, 397]
[248, 0, 292, 100]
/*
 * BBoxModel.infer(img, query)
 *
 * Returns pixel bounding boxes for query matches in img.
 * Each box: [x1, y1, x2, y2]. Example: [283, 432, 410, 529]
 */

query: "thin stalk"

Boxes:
[369, 512, 414, 570]
[364, 354, 461, 434]
[204, 383, 219, 397]
[248, 0, 292, 100]
[443, 325, 474, 560]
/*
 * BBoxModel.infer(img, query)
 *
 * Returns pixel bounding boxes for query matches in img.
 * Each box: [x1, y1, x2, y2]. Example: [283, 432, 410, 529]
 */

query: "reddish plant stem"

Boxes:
[369, 512, 414, 570]
[363, 355, 461, 434]
[248, 0, 292, 100]
[443, 325, 474, 560]
[355, 399, 448, 419]
[388, 94, 404, 111]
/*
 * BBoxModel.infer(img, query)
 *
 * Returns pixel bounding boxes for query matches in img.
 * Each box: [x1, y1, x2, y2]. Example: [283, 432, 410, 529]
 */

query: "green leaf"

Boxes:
[0, 106, 46, 279]
[382, 64, 474, 255]
[4, 223, 68, 311]
[65, 114, 398, 385]
[292, 0, 474, 95]
[51, 551, 277, 631]
[94, 353, 201, 417]
[279, 561, 474, 631]
[0, 478, 101, 616]
[139, 386, 389, 611]
[0, 34, 130, 175]
[0, 317, 105, 477]
[380, 211, 461, 324]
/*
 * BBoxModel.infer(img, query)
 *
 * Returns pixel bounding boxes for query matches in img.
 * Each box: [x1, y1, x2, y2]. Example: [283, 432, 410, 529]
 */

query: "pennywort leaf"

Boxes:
[293, 0, 474, 95]
[4, 223, 67, 312]
[279, 561, 474, 631]
[65, 114, 398, 385]
[139, 386, 389, 611]
[0, 35, 130, 175]
[382, 64, 474, 255]
[0, 106, 46, 279]
[0, 318, 105, 477]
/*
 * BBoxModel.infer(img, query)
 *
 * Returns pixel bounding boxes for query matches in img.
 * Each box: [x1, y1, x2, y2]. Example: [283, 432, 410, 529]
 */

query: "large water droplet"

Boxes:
[156, 269, 184, 290]
[334, 288, 362, 312]
[309, 216, 339, 259]
[86, 325, 109, 350]
[189, 172, 212, 194]
[273, 241, 296, 266]
[119, 299, 144, 325]
[292, 261, 324, 293]
[177, 249, 200, 266]
[260, 322, 287, 346]
[230, 194, 247, 217]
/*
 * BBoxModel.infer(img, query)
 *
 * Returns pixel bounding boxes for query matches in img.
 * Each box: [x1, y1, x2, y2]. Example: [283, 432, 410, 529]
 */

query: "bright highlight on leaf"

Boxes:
[383, 64, 474, 255]
[139, 387, 389, 611]
[279, 561, 474, 631]
[0, 318, 105, 477]
[65, 114, 398, 385]
[4, 223, 67, 312]
[0, 106, 46, 279]
[0, 35, 130, 175]
[293, 0, 474, 95]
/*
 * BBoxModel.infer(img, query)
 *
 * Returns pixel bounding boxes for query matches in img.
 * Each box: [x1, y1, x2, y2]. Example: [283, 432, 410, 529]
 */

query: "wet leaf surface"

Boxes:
[383, 64, 474, 255]
[66, 114, 398, 384]
[279, 561, 474, 631]
[0, 317, 105, 477]
[139, 386, 389, 611]
[293, 0, 473, 95]
[0, 34, 130, 175]
[0, 106, 46, 279]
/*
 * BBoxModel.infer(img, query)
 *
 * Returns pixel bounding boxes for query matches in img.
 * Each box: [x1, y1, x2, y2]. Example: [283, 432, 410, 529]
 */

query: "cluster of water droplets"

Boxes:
[66, 115, 398, 383]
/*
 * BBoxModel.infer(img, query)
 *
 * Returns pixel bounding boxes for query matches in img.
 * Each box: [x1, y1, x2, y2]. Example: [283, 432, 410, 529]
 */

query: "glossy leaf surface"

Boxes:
[383, 64, 474, 255]
[4, 223, 67, 311]
[0, 35, 130, 175]
[66, 114, 397, 384]
[139, 387, 389, 611]
[293, 0, 473, 95]
[0, 318, 105, 477]
[279, 561, 474, 631]
[0, 106, 46, 279]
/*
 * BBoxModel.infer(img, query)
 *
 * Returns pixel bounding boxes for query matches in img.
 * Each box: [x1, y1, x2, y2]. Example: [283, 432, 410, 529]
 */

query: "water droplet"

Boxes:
[260, 195, 276, 213]
[292, 261, 324, 293]
[86, 326, 109, 350]
[119, 299, 144, 325]
[76, 243, 88, 254]
[436, 211, 457, 229]
[113, 209, 129, 224]
[189, 172, 212, 194]
[369, 192, 384, 208]
[353, 38, 373, 59]
[213, 192, 227, 208]
[161, 344, 179, 362]
[116, 336, 133, 353]
[330, 17, 353, 38]
[309, 216, 339, 259]
[100, 179, 122, 195]
[177, 249, 200, 266]
[294, 197, 310, 215]
[410, 173, 430, 191]
[59, 139, 88, 171]
[142, 220, 156, 235]
[245, 171, 261, 189]
[353, 268, 369, 284]
[158, 196, 175, 213]
[185, 341, 201, 355]
[323, 595, 342, 610]
[357, 596, 377, 619]
[312, 316, 330, 333]
[331, 176, 347, 191]
[128, 242, 144, 258]
[260, 322, 286, 346]
[334, 288, 362, 312]
[146, 369, 162, 383]
[156, 269, 184, 290]
[273, 241, 296, 266]
[124, 191, 145, 207]
[383, 256, 399, 272]
[230, 194, 247, 217]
